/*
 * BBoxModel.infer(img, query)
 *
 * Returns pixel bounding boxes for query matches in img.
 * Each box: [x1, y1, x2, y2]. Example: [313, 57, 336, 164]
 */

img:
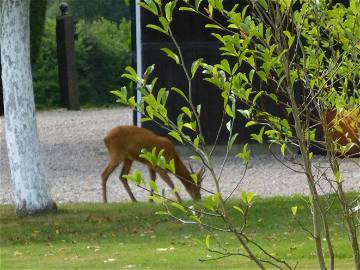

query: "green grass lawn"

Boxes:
[0, 195, 357, 270]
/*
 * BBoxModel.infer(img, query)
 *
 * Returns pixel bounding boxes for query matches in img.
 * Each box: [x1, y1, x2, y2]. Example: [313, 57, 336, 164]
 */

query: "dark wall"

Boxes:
[138, 0, 261, 144]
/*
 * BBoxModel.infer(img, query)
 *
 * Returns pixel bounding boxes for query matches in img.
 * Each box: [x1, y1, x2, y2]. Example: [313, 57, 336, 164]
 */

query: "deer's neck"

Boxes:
[174, 157, 193, 188]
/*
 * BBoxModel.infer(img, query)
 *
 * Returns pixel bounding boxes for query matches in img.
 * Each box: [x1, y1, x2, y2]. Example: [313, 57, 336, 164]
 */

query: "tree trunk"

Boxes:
[0, 0, 56, 216]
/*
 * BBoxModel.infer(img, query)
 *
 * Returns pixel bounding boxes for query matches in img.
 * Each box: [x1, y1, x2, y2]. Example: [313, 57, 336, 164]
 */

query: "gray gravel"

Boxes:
[1, 108, 359, 204]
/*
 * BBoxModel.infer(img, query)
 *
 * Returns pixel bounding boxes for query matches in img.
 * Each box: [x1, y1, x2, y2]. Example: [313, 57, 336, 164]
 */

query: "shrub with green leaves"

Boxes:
[32, 17, 131, 109]
[32, 19, 60, 109]
[76, 18, 131, 106]
[113, 0, 360, 269]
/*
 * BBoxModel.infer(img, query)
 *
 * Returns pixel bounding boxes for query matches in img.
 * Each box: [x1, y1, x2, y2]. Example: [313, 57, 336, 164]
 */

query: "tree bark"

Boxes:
[0, 0, 56, 216]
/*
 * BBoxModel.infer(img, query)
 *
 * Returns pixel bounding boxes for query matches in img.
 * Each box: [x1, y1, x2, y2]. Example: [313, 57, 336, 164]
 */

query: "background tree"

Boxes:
[30, 0, 47, 64]
[31, 0, 131, 109]
[115, 0, 360, 269]
[0, 0, 56, 216]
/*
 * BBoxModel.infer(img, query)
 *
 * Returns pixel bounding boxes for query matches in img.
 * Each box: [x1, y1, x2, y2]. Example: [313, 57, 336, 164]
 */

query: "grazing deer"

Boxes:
[101, 125, 205, 203]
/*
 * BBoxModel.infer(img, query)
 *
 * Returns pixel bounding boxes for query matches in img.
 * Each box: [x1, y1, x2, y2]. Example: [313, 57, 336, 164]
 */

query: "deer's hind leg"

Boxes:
[101, 159, 120, 203]
[119, 159, 137, 202]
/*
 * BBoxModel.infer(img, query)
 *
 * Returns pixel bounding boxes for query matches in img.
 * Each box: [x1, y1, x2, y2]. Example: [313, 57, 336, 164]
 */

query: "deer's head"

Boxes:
[186, 164, 205, 200]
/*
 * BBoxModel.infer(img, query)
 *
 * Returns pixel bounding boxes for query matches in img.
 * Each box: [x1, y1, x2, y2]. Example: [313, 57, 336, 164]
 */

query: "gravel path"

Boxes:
[1, 108, 359, 204]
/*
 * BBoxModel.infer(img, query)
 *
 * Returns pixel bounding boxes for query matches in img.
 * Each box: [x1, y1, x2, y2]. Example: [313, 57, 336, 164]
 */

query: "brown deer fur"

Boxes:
[101, 125, 204, 203]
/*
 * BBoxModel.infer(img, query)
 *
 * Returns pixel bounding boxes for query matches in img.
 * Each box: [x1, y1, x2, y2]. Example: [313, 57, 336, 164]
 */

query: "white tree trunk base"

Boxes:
[1, 0, 56, 216]
[16, 199, 57, 217]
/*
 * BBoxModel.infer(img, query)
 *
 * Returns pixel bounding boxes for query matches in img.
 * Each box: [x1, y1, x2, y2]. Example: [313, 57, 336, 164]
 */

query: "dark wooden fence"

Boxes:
[135, 1, 265, 144]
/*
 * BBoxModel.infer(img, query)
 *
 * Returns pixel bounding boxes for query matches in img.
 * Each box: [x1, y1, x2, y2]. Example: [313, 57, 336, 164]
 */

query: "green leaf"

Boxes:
[181, 106, 192, 118]
[253, 90, 264, 104]
[233, 206, 244, 214]
[146, 24, 168, 35]
[195, 0, 203, 9]
[177, 113, 184, 131]
[220, 59, 231, 74]
[225, 104, 235, 118]
[257, 70, 267, 82]
[241, 191, 247, 204]
[205, 235, 211, 249]
[155, 211, 169, 215]
[128, 96, 136, 107]
[149, 180, 158, 193]
[247, 56, 255, 68]
[171, 202, 186, 213]
[143, 64, 155, 81]
[205, 23, 223, 29]
[236, 143, 250, 165]
[291, 206, 298, 216]
[249, 69, 255, 82]
[258, 0, 268, 10]
[165, 1, 176, 22]
[203, 196, 215, 211]
[190, 155, 202, 163]
[228, 133, 238, 150]
[281, 143, 286, 157]
[247, 192, 254, 204]
[194, 136, 200, 148]
[158, 17, 169, 32]
[139, 1, 158, 15]
[161, 48, 180, 64]
[251, 127, 265, 144]
[148, 195, 162, 204]
[191, 58, 203, 78]
[168, 159, 176, 174]
[268, 93, 278, 103]
[171, 87, 188, 101]
[190, 173, 198, 184]
[190, 215, 201, 223]
[183, 122, 196, 131]
[335, 171, 343, 183]
[168, 131, 183, 143]
[179, 6, 196, 12]
[245, 121, 257, 127]
[283, 31, 295, 48]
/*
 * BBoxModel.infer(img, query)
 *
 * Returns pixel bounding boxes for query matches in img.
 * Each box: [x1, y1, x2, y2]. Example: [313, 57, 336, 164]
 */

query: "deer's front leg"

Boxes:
[120, 159, 137, 202]
[101, 160, 119, 203]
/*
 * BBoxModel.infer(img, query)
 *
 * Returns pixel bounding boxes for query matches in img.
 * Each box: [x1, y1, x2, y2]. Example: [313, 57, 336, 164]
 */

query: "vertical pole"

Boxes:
[56, 3, 80, 110]
[134, 0, 142, 126]
[0, 60, 3, 115]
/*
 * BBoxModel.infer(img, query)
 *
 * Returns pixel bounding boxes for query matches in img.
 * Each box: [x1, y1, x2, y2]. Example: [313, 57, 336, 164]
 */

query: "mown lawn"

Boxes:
[0, 194, 357, 270]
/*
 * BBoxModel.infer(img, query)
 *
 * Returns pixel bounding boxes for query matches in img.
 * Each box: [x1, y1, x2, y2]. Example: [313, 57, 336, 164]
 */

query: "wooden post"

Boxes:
[56, 3, 80, 110]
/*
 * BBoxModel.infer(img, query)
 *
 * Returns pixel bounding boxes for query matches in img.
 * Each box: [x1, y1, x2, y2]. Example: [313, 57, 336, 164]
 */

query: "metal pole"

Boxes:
[134, 0, 142, 126]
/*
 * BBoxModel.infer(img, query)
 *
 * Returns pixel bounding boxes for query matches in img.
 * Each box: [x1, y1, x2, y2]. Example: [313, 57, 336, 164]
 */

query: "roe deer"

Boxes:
[101, 125, 205, 203]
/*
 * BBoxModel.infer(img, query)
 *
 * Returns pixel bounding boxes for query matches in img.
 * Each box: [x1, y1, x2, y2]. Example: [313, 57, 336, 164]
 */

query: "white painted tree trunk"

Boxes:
[0, 0, 56, 216]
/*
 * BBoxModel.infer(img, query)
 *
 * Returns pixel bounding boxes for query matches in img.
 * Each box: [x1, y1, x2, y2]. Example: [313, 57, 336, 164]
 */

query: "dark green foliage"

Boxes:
[31, 17, 131, 108]
[75, 18, 131, 106]
[32, 19, 60, 109]
[30, 0, 47, 64]
[47, 0, 130, 22]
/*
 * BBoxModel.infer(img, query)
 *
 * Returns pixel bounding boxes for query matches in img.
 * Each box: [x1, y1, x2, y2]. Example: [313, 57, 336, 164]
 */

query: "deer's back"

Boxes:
[104, 125, 177, 161]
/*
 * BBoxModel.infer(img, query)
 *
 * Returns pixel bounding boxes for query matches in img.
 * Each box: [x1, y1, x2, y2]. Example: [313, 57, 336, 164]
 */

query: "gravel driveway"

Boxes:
[1, 108, 359, 204]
